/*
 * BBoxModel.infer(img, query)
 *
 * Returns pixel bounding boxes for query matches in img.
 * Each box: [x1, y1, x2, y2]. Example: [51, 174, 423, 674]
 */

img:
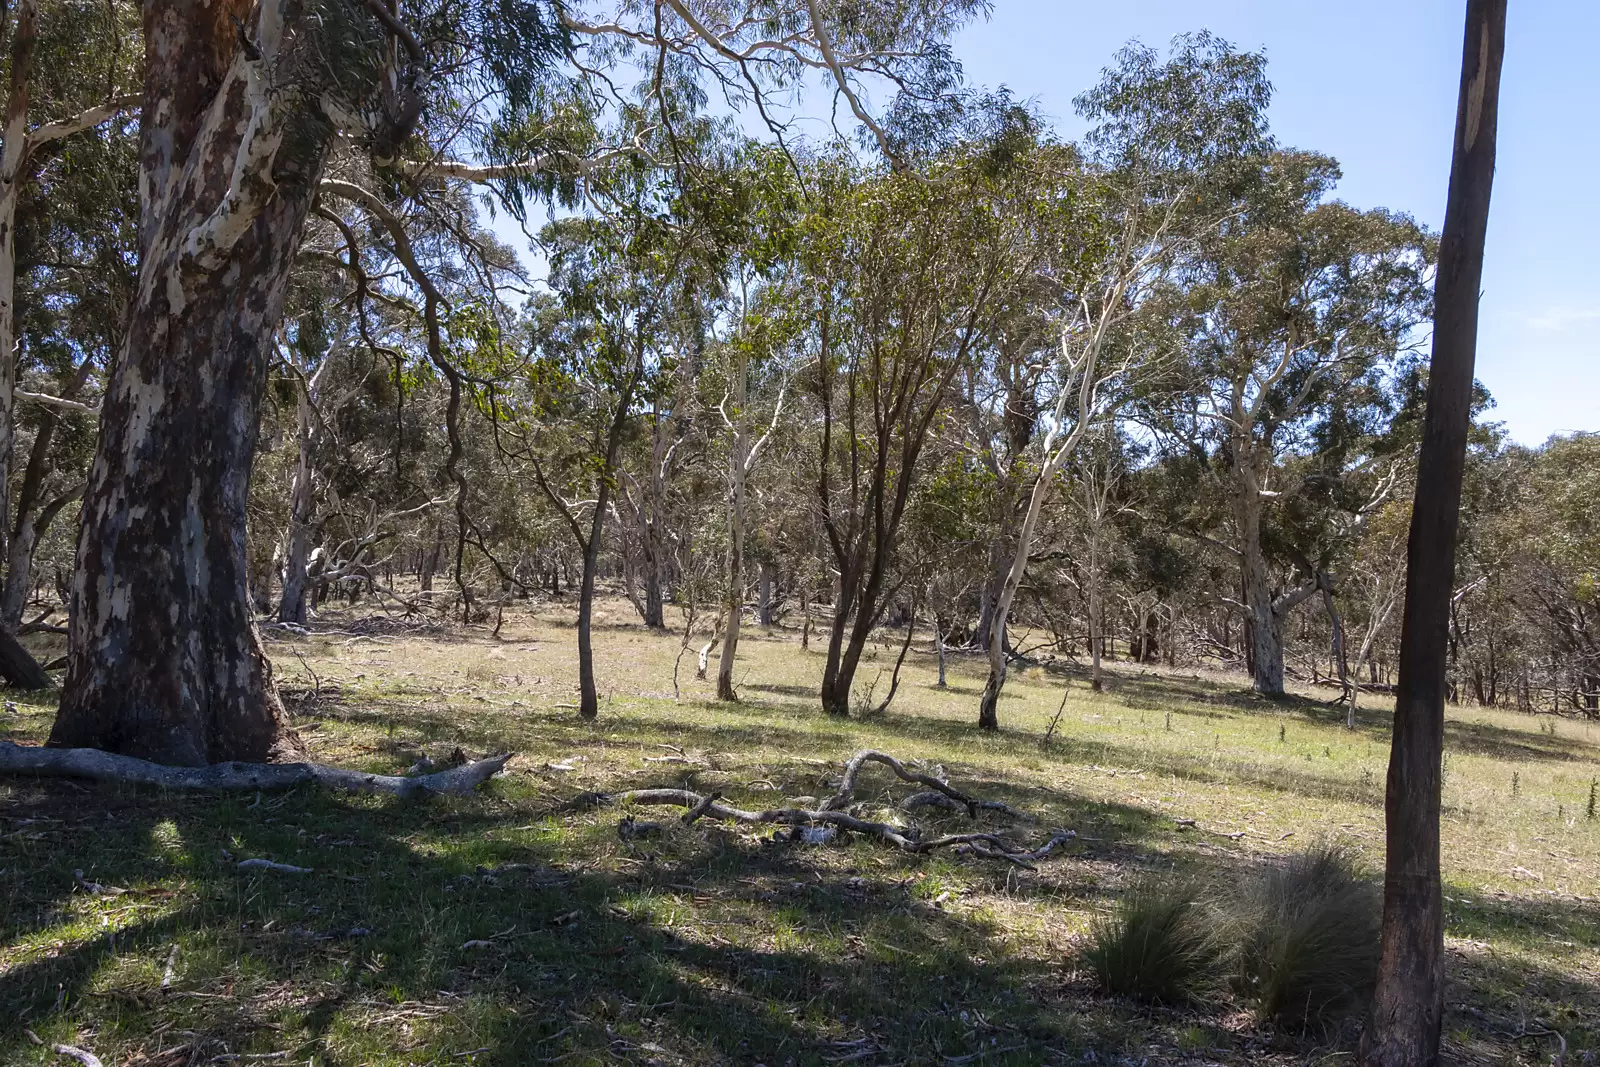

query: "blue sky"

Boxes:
[943, 0, 1597, 446]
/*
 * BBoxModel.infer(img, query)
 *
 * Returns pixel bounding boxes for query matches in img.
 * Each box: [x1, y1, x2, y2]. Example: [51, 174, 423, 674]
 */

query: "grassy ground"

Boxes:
[3, 598, 1598, 1066]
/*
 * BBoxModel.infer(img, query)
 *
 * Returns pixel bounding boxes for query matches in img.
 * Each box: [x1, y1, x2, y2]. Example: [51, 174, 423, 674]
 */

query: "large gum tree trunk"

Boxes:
[1364, 2, 1504, 1063]
[48, 0, 337, 764]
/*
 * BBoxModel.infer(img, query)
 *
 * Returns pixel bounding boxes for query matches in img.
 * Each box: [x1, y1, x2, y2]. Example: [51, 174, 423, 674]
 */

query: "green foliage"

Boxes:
[1217, 844, 1381, 1029]
[1075, 31, 1273, 182]
[1081, 878, 1214, 1004]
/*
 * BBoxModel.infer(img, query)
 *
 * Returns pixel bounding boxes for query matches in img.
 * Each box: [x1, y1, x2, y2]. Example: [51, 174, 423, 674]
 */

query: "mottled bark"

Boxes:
[1233, 452, 1286, 695]
[1364, 3, 1504, 1064]
[49, 0, 393, 763]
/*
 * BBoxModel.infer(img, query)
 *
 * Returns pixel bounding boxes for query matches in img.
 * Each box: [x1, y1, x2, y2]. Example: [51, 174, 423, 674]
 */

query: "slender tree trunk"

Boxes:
[873, 608, 916, 714]
[975, 535, 1011, 653]
[1, 510, 39, 627]
[1364, 5, 1504, 1064]
[2, 402, 84, 628]
[716, 363, 752, 701]
[1088, 539, 1104, 691]
[277, 381, 316, 624]
[716, 466, 744, 701]
[0, 0, 39, 581]
[934, 613, 948, 688]
[758, 560, 776, 626]
[576, 489, 607, 720]
[1322, 579, 1355, 728]
[819, 593, 855, 717]
[978, 413, 1090, 729]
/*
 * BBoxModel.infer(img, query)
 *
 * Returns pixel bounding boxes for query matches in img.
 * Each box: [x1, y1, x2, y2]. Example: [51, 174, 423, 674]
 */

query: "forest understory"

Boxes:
[3, 597, 1596, 1067]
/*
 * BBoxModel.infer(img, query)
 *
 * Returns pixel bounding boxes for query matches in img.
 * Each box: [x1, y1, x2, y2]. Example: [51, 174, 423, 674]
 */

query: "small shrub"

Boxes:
[1081, 878, 1213, 1004]
[1218, 843, 1381, 1029]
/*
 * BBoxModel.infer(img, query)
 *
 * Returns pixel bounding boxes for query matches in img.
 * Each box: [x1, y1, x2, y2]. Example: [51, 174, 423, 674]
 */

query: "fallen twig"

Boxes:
[161, 943, 179, 990]
[682, 791, 723, 824]
[52, 1045, 104, 1067]
[238, 858, 313, 875]
[1173, 817, 1291, 842]
[0, 741, 509, 798]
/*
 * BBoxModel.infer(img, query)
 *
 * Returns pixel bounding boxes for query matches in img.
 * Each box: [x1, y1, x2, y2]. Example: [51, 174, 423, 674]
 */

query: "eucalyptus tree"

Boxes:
[973, 35, 1287, 729]
[0, 0, 137, 682]
[1500, 434, 1600, 714]
[505, 172, 700, 718]
[560, 0, 988, 165]
[48, 0, 571, 763]
[4, 89, 138, 634]
[701, 148, 806, 700]
[1367, 3, 1505, 1062]
[800, 134, 1066, 719]
[1144, 149, 1433, 698]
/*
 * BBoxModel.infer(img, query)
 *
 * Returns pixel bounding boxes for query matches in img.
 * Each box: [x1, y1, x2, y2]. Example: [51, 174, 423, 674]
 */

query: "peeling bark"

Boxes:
[49, 0, 402, 764]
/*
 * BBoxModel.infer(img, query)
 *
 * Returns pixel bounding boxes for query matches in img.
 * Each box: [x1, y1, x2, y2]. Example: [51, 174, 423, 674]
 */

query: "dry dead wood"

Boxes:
[0, 741, 510, 797]
[562, 749, 1074, 868]
[826, 749, 1031, 819]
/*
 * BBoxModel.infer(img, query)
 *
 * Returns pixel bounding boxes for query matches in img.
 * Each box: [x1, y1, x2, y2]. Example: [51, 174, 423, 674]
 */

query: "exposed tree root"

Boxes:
[0, 741, 510, 797]
[563, 749, 1075, 868]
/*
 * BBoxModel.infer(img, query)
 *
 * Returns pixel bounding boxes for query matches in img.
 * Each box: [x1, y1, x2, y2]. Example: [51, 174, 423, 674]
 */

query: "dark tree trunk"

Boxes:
[47, 0, 401, 764]
[1364, 4, 1504, 1064]
[641, 552, 665, 629]
[758, 561, 776, 626]
[0, 626, 51, 688]
[419, 524, 441, 593]
[576, 487, 607, 720]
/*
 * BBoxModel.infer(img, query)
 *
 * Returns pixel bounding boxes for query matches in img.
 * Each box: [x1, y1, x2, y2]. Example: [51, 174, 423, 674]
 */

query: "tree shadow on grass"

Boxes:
[0, 779, 1150, 1065]
[5, 763, 1597, 1066]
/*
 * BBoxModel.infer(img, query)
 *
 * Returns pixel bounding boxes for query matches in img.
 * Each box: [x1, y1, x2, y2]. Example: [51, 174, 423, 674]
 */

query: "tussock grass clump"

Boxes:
[1081, 878, 1214, 1004]
[1220, 843, 1381, 1029]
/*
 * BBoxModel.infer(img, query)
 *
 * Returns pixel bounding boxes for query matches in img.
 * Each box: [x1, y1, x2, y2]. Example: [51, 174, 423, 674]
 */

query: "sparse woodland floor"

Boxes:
[3, 597, 1598, 1066]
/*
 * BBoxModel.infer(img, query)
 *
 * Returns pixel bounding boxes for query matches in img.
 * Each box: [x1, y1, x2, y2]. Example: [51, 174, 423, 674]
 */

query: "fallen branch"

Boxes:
[0, 741, 510, 798]
[825, 750, 1029, 819]
[52, 1046, 104, 1067]
[557, 750, 1072, 867]
[237, 858, 313, 874]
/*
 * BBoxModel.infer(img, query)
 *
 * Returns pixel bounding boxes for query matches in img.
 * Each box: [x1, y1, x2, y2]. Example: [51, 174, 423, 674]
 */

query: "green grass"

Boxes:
[1219, 843, 1381, 1029]
[2, 600, 1598, 1065]
[1081, 877, 1212, 1004]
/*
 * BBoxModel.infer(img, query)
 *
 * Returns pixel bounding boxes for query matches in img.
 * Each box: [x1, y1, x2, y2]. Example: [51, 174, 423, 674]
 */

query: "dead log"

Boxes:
[0, 627, 54, 689]
[0, 741, 509, 797]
